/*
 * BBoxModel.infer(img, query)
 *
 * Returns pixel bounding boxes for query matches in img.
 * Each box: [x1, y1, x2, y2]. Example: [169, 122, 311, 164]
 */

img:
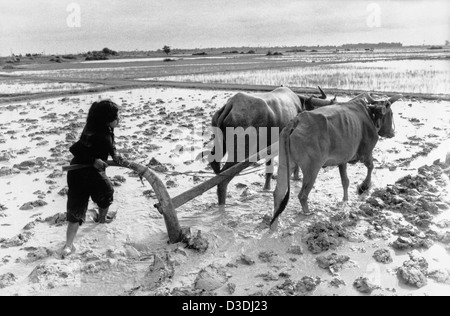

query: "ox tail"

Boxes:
[270, 124, 295, 226]
[216, 100, 234, 130]
[210, 101, 233, 173]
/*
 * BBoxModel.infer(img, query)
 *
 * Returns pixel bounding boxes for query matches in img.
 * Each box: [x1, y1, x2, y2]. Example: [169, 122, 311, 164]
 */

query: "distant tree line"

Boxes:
[266, 51, 283, 56]
[222, 50, 256, 54]
[340, 42, 403, 49]
[84, 48, 119, 61]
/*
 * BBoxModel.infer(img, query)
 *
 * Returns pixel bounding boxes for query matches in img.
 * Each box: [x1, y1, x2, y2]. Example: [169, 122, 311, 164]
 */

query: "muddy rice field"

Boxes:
[1, 50, 450, 296]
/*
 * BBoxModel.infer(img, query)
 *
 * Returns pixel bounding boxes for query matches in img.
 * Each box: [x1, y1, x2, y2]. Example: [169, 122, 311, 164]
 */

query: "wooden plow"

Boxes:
[64, 143, 279, 244]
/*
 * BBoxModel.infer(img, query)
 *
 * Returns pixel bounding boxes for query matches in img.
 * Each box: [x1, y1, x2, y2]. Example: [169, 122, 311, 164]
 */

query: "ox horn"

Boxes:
[365, 93, 376, 104]
[309, 97, 335, 108]
[318, 86, 327, 99]
[351, 92, 374, 103]
[387, 94, 403, 105]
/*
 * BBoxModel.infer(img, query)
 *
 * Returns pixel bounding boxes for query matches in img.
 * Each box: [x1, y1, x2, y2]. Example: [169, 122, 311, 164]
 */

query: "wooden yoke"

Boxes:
[164, 141, 280, 210]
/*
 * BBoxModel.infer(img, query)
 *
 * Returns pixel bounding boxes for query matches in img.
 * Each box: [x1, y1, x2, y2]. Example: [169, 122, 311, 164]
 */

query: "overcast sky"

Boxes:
[0, 0, 448, 56]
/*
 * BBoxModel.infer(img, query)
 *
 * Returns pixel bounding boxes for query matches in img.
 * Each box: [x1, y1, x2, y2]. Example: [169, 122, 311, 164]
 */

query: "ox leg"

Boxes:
[210, 160, 221, 174]
[263, 158, 274, 191]
[292, 165, 301, 181]
[217, 161, 235, 205]
[298, 165, 321, 215]
[338, 163, 350, 201]
[358, 158, 374, 194]
[217, 179, 232, 205]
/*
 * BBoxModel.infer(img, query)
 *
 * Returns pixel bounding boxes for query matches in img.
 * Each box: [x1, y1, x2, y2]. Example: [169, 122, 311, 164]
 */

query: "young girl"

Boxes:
[62, 100, 124, 258]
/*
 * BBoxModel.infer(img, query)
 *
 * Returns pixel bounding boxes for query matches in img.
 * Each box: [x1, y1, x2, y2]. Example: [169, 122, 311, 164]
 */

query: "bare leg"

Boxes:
[338, 163, 350, 201]
[63, 222, 79, 258]
[97, 207, 109, 224]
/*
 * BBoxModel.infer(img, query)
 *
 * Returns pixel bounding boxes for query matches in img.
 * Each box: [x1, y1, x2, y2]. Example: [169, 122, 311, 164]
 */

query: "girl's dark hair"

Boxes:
[84, 100, 119, 132]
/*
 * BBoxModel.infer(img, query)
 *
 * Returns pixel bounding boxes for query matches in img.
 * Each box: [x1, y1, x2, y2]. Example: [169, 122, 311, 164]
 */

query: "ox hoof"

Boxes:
[269, 219, 279, 230]
[357, 184, 369, 195]
[337, 201, 348, 208]
[299, 209, 314, 216]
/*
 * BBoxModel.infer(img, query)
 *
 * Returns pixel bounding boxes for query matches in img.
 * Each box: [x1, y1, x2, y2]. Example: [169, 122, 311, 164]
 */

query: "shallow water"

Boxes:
[154, 59, 450, 94]
[0, 79, 103, 95]
[81, 56, 232, 64]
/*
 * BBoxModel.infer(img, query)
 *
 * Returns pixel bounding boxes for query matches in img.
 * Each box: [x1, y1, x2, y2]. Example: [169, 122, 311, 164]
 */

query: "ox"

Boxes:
[207, 86, 335, 205]
[271, 93, 403, 225]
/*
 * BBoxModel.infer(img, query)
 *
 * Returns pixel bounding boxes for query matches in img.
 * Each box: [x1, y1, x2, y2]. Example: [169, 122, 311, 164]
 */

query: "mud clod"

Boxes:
[142, 254, 175, 290]
[25, 247, 55, 262]
[373, 249, 393, 264]
[0, 273, 17, 289]
[396, 250, 429, 288]
[19, 200, 48, 210]
[316, 253, 350, 275]
[0, 231, 34, 248]
[353, 277, 381, 294]
[427, 269, 450, 285]
[194, 264, 229, 291]
[170, 287, 216, 296]
[287, 245, 303, 256]
[28, 260, 80, 288]
[329, 278, 346, 288]
[181, 228, 209, 253]
[227, 283, 236, 294]
[391, 225, 434, 250]
[236, 254, 255, 265]
[42, 213, 67, 226]
[258, 251, 278, 263]
[305, 221, 347, 254]
[267, 276, 321, 296]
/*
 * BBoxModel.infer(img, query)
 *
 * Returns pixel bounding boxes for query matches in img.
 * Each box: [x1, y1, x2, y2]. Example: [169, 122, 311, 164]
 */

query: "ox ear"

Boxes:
[368, 104, 387, 117]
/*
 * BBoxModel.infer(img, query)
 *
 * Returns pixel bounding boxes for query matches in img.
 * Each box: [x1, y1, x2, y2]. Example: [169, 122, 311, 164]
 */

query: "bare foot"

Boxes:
[61, 245, 76, 259]
[96, 211, 117, 224]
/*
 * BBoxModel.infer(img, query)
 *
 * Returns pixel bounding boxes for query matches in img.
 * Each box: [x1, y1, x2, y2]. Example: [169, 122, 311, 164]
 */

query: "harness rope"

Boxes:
[154, 162, 266, 178]
[63, 160, 267, 179]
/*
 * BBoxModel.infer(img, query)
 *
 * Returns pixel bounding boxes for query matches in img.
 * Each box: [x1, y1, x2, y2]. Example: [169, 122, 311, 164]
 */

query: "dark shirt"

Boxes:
[69, 127, 116, 165]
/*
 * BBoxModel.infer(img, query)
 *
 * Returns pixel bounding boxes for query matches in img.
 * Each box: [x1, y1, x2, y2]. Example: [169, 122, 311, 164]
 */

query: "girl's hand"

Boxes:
[113, 155, 124, 165]
[93, 159, 108, 170]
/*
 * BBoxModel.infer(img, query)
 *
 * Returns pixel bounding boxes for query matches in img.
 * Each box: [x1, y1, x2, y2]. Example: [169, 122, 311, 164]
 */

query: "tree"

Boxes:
[163, 45, 171, 55]
[102, 47, 118, 56]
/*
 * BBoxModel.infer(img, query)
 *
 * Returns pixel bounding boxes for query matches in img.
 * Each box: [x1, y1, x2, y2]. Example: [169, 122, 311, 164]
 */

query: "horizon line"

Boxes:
[3, 41, 449, 58]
